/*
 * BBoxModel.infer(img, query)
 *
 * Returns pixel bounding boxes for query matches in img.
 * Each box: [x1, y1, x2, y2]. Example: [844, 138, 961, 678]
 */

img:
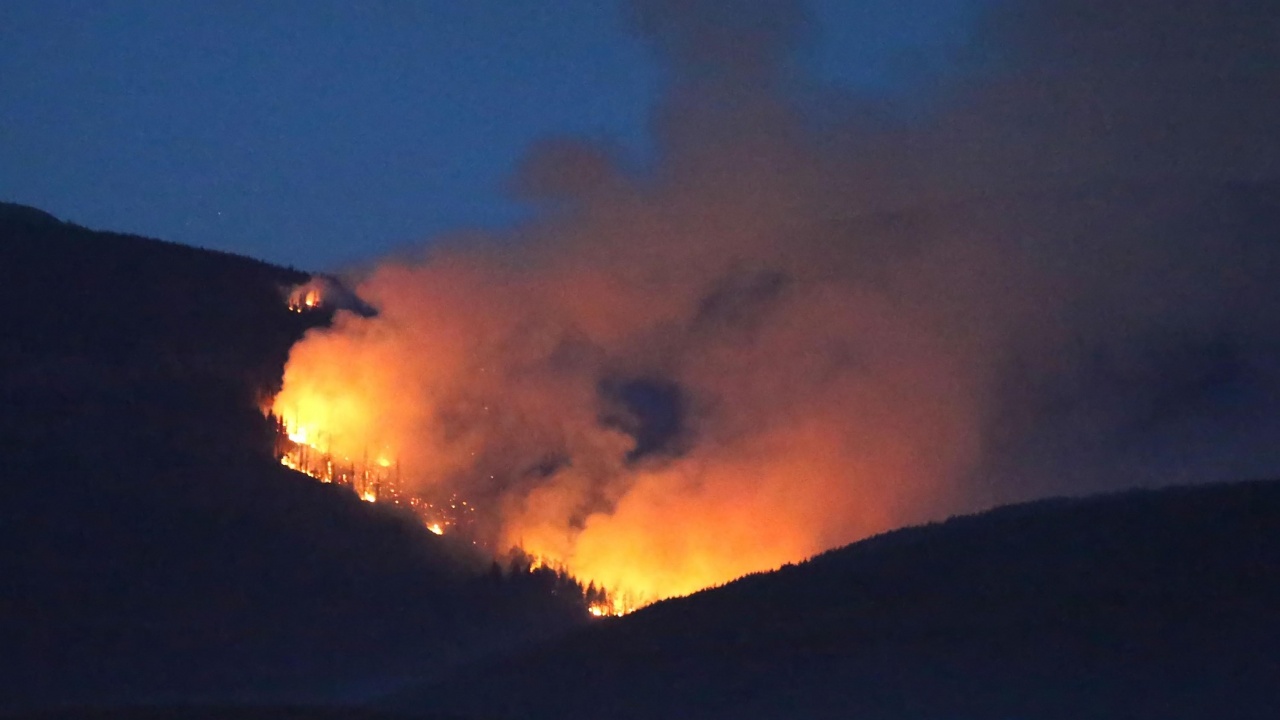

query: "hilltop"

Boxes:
[392, 477, 1280, 720]
[0, 204, 590, 710]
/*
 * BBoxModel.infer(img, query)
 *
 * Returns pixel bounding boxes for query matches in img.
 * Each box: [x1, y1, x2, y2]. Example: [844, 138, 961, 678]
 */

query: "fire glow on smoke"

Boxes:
[265, 0, 1280, 616]
[265, 6, 998, 602]
[270, 172, 990, 608]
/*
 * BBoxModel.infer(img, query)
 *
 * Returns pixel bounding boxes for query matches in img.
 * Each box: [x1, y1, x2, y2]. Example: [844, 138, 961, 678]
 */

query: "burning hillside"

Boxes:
[267, 0, 1280, 614]
[272, 356, 632, 615]
[268, 184, 991, 611]
[275, 414, 477, 536]
[270, 184, 1280, 612]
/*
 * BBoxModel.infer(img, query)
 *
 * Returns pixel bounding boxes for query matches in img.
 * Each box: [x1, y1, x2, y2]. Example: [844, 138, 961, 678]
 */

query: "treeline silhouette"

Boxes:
[392, 478, 1280, 720]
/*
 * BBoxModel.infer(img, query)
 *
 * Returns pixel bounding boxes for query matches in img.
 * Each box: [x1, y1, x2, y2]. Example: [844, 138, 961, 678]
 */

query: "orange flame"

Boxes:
[288, 284, 324, 313]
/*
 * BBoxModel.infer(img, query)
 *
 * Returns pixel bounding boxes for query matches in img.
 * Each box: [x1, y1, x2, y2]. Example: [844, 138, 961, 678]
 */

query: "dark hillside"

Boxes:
[1, 708, 454, 720]
[394, 478, 1280, 720]
[0, 202, 311, 403]
[0, 205, 589, 709]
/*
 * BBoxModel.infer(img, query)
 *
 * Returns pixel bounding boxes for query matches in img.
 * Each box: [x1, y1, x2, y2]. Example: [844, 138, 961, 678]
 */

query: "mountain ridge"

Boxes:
[390, 476, 1280, 719]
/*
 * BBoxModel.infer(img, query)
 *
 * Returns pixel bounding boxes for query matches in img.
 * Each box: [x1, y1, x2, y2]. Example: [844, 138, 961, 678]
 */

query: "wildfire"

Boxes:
[288, 288, 322, 312]
[275, 417, 471, 535]
[588, 603, 624, 618]
[270, 261, 870, 619]
[272, 407, 636, 617]
[275, 415, 399, 503]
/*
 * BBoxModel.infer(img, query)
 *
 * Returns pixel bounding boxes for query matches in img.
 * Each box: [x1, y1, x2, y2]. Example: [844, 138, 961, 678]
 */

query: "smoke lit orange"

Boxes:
[270, 172, 989, 606]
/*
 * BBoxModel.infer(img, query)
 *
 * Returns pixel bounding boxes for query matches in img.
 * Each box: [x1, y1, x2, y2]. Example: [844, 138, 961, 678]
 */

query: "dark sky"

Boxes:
[0, 0, 977, 269]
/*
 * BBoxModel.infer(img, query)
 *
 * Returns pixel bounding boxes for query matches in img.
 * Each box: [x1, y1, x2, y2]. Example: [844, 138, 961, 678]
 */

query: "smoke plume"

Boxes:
[275, 0, 1280, 601]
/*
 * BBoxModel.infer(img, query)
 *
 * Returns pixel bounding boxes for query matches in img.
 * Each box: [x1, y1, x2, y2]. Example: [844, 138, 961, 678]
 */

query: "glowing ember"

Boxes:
[427, 523, 444, 535]
[587, 602, 627, 618]
[288, 286, 323, 313]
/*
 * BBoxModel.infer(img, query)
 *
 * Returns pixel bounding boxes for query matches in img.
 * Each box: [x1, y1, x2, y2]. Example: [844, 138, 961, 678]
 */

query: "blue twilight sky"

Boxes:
[0, 1, 978, 269]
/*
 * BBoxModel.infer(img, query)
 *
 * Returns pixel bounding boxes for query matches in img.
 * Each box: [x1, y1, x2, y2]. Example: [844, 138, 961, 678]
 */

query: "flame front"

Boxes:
[274, 403, 636, 615]
[274, 411, 482, 546]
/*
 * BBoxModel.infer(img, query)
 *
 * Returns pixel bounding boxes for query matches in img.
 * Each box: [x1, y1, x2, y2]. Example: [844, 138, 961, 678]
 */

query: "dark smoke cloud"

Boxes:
[845, 0, 1280, 203]
[277, 0, 1280, 600]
